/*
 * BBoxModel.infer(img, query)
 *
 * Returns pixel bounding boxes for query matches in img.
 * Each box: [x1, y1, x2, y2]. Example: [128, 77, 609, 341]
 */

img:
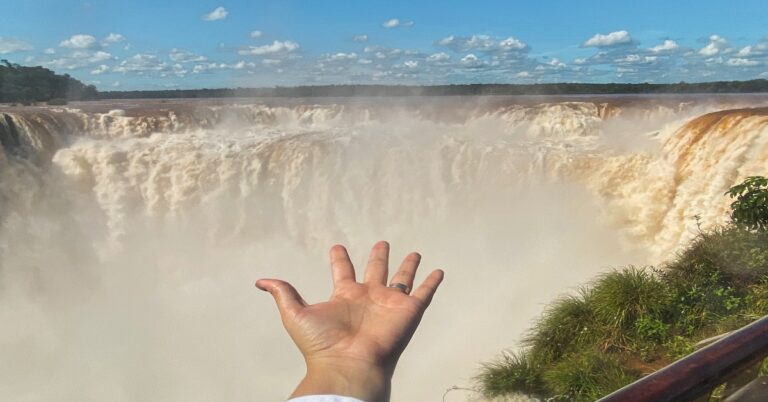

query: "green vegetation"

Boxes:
[0, 60, 97, 103]
[728, 176, 768, 231]
[477, 177, 768, 401]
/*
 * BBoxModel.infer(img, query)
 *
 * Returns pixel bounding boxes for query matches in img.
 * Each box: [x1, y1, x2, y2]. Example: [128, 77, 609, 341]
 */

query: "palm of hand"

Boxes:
[290, 282, 424, 367]
[257, 242, 443, 371]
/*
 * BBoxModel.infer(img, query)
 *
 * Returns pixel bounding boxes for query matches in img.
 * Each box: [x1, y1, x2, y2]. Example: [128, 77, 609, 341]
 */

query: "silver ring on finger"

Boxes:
[388, 282, 410, 294]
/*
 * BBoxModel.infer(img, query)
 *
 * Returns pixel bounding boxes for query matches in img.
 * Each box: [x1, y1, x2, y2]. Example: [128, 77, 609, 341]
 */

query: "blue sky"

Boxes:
[1, 0, 767, 90]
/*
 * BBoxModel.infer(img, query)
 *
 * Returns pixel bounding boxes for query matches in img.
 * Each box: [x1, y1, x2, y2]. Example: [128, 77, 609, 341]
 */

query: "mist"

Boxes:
[2, 97, 767, 401]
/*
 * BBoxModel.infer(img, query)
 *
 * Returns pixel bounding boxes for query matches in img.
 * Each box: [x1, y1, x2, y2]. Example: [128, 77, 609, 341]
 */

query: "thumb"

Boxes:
[255, 278, 307, 317]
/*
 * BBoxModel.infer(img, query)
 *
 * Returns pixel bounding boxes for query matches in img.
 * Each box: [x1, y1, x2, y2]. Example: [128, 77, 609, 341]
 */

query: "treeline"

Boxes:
[0, 60, 97, 104]
[102, 80, 768, 99]
[3, 61, 768, 102]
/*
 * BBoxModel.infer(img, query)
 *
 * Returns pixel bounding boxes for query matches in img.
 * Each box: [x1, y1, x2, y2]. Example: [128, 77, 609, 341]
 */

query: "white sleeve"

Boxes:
[287, 396, 366, 402]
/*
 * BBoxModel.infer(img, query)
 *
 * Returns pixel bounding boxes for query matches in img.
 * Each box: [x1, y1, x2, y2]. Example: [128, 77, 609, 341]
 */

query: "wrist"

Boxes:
[291, 357, 393, 402]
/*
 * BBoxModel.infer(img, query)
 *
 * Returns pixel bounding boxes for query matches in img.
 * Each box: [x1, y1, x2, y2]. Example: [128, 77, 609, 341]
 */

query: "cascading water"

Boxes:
[1, 96, 767, 401]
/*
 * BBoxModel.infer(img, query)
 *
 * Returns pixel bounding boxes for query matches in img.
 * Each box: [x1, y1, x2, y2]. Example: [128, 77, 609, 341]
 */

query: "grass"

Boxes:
[525, 288, 599, 362]
[476, 225, 768, 400]
[542, 350, 638, 401]
[477, 351, 546, 399]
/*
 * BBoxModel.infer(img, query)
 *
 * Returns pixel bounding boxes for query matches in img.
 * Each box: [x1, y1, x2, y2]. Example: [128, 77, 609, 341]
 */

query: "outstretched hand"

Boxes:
[256, 241, 444, 402]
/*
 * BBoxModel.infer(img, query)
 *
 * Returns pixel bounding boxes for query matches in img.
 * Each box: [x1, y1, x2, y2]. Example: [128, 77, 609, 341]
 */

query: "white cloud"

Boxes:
[583, 30, 632, 47]
[737, 46, 754, 57]
[45, 49, 113, 70]
[699, 35, 728, 56]
[238, 40, 299, 56]
[104, 33, 125, 44]
[360, 45, 413, 61]
[516, 71, 530, 78]
[43, 48, 56, 55]
[726, 58, 760, 67]
[250, 30, 263, 39]
[617, 54, 641, 63]
[353, 35, 369, 42]
[403, 60, 419, 69]
[440, 35, 491, 51]
[499, 37, 526, 50]
[0, 37, 33, 54]
[231, 61, 246, 70]
[262, 59, 282, 66]
[704, 56, 724, 65]
[427, 52, 450, 62]
[75, 50, 112, 63]
[437, 35, 527, 53]
[192, 62, 227, 74]
[649, 39, 679, 53]
[169, 48, 207, 63]
[372, 70, 392, 80]
[699, 44, 719, 56]
[383, 19, 399, 28]
[113, 53, 168, 73]
[91, 64, 110, 75]
[203, 6, 228, 21]
[382, 18, 413, 29]
[437, 36, 455, 46]
[548, 58, 566, 69]
[460, 53, 486, 68]
[171, 63, 188, 76]
[60, 34, 98, 49]
[615, 54, 658, 64]
[323, 52, 358, 62]
[736, 44, 766, 57]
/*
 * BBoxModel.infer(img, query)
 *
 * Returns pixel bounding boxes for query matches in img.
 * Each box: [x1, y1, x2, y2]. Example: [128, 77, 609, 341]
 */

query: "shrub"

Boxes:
[591, 267, 671, 346]
[727, 176, 768, 231]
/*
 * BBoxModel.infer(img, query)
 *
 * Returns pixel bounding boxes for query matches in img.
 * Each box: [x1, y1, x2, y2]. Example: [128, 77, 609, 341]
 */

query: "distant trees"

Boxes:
[3, 59, 768, 103]
[101, 80, 768, 100]
[0, 60, 98, 104]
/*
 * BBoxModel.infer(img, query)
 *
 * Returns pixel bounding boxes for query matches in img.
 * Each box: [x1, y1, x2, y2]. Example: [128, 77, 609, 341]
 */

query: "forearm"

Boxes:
[291, 359, 393, 402]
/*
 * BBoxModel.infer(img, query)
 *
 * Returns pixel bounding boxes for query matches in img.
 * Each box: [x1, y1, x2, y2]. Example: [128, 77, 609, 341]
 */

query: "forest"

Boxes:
[0, 60, 98, 104]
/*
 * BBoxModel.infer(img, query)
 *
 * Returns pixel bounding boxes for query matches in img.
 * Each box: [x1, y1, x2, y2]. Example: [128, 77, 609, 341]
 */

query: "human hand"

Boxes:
[256, 241, 444, 402]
